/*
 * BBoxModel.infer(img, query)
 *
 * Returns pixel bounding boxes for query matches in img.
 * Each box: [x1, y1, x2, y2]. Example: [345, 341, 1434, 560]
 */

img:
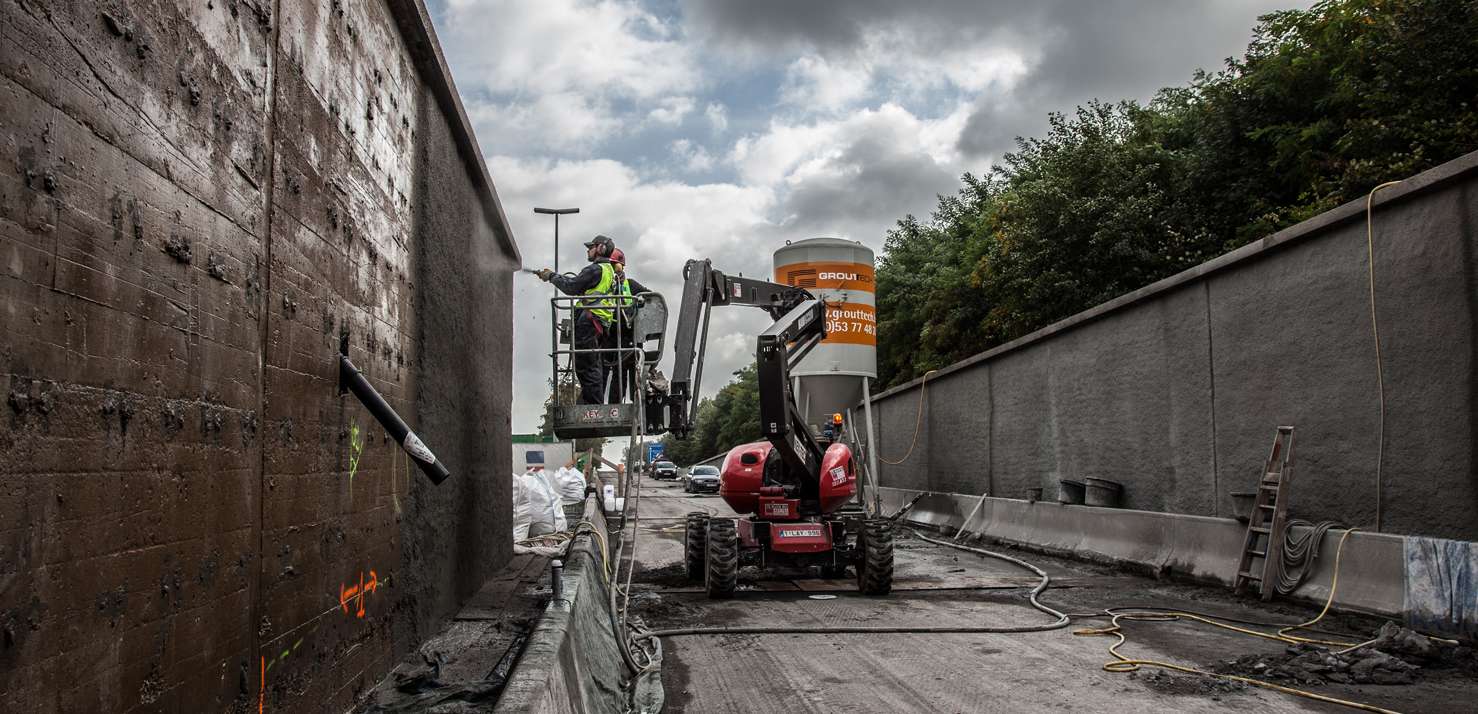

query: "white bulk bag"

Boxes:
[553, 467, 586, 505]
[511, 473, 532, 542]
[521, 471, 566, 535]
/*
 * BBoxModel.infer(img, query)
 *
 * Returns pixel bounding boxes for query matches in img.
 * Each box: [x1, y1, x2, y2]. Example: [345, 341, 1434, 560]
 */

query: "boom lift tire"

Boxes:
[684, 512, 709, 581]
[857, 518, 894, 596]
[705, 518, 739, 598]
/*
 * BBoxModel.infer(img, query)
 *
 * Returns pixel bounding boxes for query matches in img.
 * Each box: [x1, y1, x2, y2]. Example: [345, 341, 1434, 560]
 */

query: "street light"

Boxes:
[533, 207, 579, 273]
[534, 208, 580, 411]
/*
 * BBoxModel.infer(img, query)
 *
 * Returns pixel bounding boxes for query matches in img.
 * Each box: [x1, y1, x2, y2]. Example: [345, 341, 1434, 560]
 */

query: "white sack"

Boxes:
[553, 467, 586, 505]
[511, 473, 532, 542]
[521, 471, 566, 536]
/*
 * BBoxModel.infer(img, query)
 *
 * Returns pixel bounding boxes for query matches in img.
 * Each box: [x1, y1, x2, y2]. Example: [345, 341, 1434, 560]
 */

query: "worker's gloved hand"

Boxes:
[536, 268, 554, 282]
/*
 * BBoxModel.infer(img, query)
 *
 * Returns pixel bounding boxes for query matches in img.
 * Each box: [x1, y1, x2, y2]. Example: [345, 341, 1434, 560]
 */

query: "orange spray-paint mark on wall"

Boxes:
[259, 655, 265, 714]
[339, 569, 380, 618]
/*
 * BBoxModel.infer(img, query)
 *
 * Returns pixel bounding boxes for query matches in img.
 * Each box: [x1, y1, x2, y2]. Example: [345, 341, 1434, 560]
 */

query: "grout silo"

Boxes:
[773, 237, 877, 425]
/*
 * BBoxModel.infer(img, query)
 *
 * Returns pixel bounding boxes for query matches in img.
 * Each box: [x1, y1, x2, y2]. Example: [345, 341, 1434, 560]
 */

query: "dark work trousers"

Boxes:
[573, 312, 606, 404]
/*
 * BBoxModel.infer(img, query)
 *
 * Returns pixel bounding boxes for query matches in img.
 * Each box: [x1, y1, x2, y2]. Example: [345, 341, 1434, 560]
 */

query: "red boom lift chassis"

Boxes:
[663, 260, 894, 598]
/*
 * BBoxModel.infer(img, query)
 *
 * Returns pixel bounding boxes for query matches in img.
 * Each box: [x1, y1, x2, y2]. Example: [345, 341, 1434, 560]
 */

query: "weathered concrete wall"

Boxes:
[872, 150, 1478, 541]
[0, 1, 518, 712]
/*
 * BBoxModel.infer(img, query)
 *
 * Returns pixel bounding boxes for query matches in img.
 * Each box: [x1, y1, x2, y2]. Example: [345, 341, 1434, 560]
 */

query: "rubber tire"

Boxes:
[856, 519, 894, 596]
[705, 518, 739, 599]
[684, 512, 709, 581]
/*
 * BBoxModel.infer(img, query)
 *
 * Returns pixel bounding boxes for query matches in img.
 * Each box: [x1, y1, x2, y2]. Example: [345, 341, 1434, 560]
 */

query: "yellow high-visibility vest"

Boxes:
[581, 263, 617, 323]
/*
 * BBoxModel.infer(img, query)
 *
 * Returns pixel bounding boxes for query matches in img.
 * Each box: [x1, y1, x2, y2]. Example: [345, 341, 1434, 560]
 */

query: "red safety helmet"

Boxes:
[610, 248, 626, 266]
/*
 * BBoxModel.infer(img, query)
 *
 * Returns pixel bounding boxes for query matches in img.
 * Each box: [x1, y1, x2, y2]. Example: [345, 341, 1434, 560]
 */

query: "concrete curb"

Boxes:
[496, 497, 627, 713]
[881, 487, 1475, 639]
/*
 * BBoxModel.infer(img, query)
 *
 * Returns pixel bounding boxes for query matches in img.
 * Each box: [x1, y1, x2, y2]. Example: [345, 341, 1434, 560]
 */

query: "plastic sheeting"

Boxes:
[1404, 535, 1478, 639]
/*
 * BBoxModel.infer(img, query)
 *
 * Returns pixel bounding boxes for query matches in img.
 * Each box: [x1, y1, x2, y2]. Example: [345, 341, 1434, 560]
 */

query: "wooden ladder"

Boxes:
[1234, 426, 1295, 601]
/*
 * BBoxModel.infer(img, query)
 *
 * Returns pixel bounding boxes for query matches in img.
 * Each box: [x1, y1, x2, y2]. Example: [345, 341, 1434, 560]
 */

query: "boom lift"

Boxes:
[666, 260, 894, 598]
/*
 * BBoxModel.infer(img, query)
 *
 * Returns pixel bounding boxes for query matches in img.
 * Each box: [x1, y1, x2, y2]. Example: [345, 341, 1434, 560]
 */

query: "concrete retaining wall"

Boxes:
[0, 2, 518, 712]
[881, 487, 1475, 639]
[871, 150, 1478, 541]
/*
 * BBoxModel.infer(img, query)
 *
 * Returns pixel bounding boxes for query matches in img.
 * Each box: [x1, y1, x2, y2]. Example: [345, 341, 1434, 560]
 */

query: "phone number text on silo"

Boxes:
[825, 306, 876, 336]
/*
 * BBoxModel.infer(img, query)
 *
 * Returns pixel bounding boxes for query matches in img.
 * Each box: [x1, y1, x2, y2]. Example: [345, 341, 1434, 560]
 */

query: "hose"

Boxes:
[1275, 519, 1342, 596]
[878, 370, 937, 465]
[637, 527, 1069, 640]
[1365, 180, 1402, 533]
[1073, 529, 1403, 713]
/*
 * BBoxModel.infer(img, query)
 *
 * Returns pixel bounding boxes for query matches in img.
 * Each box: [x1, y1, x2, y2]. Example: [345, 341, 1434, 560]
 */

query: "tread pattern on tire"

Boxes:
[705, 518, 739, 598]
[684, 512, 709, 581]
[857, 519, 894, 596]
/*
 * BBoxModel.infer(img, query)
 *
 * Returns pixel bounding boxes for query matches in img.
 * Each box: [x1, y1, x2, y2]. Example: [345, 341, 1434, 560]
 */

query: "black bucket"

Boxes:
[1058, 479, 1085, 505]
[1084, 477, 1123, 507]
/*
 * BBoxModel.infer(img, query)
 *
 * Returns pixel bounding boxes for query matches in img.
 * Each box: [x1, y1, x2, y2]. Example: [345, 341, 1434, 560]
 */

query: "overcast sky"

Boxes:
[426, 0, 1306, 438]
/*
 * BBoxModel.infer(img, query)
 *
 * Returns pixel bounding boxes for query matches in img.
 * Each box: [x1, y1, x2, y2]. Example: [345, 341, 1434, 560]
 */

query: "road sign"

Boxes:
[647, 442, 665, 461]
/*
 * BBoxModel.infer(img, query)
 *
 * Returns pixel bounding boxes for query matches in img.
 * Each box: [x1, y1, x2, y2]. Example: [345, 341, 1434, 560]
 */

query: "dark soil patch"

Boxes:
[1129, 669, 1248, 697]
[637, 562, 691, 587]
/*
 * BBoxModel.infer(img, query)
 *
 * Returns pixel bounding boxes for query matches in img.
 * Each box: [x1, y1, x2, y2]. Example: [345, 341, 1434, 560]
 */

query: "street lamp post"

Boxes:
[534, 207, 579, 416]
[533, 207, 579, 274]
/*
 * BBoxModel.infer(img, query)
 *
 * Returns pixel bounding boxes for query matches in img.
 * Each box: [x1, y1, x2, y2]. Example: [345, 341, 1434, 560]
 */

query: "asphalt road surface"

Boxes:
[620, 478, 1477, 713]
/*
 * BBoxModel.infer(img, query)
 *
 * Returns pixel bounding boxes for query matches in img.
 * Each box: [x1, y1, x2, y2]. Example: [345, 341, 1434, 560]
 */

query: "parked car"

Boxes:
[683, 465, 720, 494]
[652, 460, 678, 480]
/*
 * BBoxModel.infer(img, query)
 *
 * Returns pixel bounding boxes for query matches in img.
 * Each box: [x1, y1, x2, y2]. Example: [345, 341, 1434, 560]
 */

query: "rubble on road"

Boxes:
[1217, 624, 1476, 687]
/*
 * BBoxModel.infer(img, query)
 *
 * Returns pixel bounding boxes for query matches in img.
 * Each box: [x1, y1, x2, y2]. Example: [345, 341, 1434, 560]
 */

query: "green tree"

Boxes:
[874, 0, 1478, 388]
[658, 362, 762, 464]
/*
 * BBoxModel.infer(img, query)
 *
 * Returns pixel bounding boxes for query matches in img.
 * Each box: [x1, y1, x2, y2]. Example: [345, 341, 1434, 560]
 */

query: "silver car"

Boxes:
[683, 465, 721, 494]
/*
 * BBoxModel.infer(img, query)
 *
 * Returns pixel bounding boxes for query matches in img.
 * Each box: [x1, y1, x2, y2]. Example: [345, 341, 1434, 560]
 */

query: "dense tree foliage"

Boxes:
[658, 362, 762, 465]
[876, 0, 1478, 388]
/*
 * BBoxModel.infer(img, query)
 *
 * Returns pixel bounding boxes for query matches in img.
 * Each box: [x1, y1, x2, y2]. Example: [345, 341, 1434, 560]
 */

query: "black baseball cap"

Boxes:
[583, 235, 615, 250]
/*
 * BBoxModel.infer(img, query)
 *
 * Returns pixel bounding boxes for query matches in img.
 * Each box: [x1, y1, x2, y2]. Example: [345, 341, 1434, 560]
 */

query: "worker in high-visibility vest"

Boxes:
[537, 235, 619, 404]
[604, 248, 649, 404]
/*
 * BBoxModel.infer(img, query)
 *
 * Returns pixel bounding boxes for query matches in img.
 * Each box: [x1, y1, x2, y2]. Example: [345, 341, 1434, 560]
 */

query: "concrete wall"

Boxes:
[0, 2, 518, 712]
[872, 150, 1478, 541]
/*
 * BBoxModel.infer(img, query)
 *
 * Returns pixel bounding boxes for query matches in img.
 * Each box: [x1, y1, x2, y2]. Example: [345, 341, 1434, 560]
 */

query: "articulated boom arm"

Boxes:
[667, 259, 829, 482]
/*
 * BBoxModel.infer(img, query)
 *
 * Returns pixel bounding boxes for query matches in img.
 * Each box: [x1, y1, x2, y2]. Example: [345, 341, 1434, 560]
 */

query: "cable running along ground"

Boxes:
[638, 528, 1069, 640]
[1073, 529, 1404, 713]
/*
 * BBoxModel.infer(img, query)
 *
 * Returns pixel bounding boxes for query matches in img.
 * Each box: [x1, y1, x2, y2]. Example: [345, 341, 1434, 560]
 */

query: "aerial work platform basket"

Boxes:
[548, 291, 668, 440]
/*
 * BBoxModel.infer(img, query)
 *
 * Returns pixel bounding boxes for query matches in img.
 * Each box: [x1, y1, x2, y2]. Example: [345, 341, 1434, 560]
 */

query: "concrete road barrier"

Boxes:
[497, 497, 627, 713]
[881, 487, 1476, 639]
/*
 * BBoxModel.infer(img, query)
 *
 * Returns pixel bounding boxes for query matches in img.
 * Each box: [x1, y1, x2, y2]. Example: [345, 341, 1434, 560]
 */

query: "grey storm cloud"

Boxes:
[681, 0, 1304, 159]
[777, 134, 959, 236]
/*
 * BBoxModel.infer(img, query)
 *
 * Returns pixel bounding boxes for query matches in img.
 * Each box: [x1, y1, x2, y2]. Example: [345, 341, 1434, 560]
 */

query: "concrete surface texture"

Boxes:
[0, 2, 517, 712]
[625, 480, 1478, 713]
[871, 149, 1478, 540]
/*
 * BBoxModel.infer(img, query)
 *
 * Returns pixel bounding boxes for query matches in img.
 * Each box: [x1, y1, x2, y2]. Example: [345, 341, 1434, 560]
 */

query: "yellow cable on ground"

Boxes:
[1074, 529, 1402, 713]
[879, 369, 937, 465]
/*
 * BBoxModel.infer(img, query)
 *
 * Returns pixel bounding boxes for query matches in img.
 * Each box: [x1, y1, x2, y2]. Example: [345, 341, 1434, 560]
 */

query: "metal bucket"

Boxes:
[1058, 479, 1085, 505]
[1084, 477, 1123, 508]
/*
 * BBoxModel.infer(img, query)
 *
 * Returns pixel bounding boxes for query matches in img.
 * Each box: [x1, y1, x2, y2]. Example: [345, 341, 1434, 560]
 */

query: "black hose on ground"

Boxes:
[637, 527, 1070, 639]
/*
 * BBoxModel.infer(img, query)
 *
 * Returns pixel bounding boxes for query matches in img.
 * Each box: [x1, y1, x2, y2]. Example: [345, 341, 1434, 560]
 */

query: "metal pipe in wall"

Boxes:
[339, 354, 451, 485]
